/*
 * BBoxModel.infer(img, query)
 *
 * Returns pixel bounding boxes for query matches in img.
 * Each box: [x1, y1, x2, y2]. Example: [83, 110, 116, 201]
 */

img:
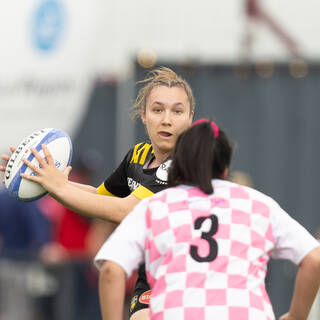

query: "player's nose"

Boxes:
[161, 109, 172, 125]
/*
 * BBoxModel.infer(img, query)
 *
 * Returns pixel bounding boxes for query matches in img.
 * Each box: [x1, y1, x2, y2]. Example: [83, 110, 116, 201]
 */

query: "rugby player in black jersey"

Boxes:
[0, 67, 195, 320]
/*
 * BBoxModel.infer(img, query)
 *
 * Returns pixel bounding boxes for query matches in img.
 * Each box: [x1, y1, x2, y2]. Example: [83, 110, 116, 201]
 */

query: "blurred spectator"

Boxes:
[0, 185, 50, 258]
[0, 152, 134, 320]
[0, 180, 52, 320]
[36, 155, 114, 320]
[38, 149, 109, 264]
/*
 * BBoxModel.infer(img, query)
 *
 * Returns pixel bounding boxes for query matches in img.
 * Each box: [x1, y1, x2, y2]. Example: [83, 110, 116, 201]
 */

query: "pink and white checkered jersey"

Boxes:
[95, 179, 319, 320]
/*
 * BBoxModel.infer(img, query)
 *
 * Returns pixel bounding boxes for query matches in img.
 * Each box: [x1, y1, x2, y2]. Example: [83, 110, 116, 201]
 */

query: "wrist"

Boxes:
[49, 180, 70, 201]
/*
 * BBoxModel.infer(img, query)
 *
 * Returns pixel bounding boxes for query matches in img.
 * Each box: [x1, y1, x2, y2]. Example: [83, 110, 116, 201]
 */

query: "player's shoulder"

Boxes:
[128, 141, 153, 165]
[130, 141, 152, 151]
[221, 179, 280, 209]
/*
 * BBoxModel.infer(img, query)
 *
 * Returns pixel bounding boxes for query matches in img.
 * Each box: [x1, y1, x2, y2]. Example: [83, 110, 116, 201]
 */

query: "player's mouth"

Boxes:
[158, 131, 173, 139]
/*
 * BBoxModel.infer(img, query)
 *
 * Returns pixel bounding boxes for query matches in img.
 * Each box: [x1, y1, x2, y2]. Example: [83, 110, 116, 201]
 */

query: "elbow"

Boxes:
[99, 260, 126, 283]
[99, 261, 115, 283]
[113, 214, 124, 224]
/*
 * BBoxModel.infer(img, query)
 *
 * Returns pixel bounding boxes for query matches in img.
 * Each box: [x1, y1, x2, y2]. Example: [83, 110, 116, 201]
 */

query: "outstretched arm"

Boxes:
[69, 181, 98, 194]
[279, 247, 320, 320]
[19, 145, 140, 223]
[48, 183, 139, 223]
[99, 260, 126, 320]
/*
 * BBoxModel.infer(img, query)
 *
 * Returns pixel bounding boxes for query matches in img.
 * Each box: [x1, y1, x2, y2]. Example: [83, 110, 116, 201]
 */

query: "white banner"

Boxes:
[0, 0, 105, 152]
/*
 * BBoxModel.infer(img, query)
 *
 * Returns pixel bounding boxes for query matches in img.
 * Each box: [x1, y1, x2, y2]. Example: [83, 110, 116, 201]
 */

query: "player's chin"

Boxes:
[158, 141, 175, 153]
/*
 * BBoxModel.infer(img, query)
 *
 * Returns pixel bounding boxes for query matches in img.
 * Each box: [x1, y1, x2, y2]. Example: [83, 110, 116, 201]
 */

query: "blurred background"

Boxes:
[1, 0, 320, 319]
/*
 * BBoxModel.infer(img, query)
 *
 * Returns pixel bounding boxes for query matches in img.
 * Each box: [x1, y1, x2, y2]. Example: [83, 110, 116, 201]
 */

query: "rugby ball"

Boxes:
[4, 128, 72, 202]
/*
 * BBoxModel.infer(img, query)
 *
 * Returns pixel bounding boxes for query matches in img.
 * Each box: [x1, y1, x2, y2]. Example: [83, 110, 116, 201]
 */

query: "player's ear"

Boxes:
[188, 110, 194, 125]
[221, 167, 229, 180]
[141, 108, 146, 125]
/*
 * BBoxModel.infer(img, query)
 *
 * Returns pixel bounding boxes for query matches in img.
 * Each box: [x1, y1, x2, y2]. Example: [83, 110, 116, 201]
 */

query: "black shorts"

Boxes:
[128, 264, 151, 318]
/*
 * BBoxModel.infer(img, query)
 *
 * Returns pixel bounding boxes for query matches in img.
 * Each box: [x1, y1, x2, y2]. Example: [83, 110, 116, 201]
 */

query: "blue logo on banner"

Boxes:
[32, 0, 65, 52]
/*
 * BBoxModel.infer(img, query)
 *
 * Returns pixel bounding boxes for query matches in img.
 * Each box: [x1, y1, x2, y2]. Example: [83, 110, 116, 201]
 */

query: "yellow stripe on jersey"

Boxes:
[139, 143, 152, 165]
[130, 143, 142, 164]
[97, 183, 116, 197]
[132, 185, 154, 200]
[130, 143, 152, 165]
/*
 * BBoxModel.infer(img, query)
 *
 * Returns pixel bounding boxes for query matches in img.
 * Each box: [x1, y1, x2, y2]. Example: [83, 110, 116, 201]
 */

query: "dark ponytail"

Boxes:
[168, 119, 233, 194]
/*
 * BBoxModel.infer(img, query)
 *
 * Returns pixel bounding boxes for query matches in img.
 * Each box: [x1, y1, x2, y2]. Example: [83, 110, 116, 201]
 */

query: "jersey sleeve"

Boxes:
[270, 202, 319, 265]
[97, 149, 132, 198]
[94, 200, 148, 277]
[131, 184, 155, 200]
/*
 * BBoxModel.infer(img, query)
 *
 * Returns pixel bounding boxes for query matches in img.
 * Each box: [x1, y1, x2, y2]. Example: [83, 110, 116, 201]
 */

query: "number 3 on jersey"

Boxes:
[190, 215, 219, 263]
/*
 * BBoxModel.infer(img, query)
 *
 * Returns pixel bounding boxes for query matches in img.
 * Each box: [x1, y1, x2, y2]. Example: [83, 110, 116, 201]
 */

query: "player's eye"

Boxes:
[153, 107, 162, 113]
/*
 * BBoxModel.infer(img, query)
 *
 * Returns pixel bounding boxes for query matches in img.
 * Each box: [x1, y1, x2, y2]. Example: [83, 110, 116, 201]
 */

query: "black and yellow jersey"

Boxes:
[97, 142, 169, 316]
[97, 142, 171, 200]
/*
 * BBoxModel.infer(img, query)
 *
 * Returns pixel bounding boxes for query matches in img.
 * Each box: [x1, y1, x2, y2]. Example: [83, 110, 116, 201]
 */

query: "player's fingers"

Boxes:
[30, 147, 47, 167]
[20, 172, 40, 182]
[63, 166, 72, 177]
[42, 144, 54, 166]
[1, 147, 15, 163]
[1, 154, 10, 161]
[22, 158, 41, 174]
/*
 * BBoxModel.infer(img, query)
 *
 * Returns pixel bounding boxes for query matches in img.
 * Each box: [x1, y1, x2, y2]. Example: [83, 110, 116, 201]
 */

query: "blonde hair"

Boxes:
[131, 67, 195, 119]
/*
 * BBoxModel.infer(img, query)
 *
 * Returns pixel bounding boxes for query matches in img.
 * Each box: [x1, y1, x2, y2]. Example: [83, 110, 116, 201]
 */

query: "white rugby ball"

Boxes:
[4, 128, 72, 202]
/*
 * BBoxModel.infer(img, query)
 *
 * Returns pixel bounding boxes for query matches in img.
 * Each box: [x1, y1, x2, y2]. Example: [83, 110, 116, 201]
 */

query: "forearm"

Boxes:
[18, 146, 140, 222]
[288, 248, 320, 320]
[69, 181, 97, 194]
[50, 183, 133, 223]
[99, 261, 126, 320]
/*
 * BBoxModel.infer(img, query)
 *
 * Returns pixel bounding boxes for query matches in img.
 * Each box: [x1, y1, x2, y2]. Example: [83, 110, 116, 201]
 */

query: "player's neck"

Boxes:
[148, 148, 171, 169]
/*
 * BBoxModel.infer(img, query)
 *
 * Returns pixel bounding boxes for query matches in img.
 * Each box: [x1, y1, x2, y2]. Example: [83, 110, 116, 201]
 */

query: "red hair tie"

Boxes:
[192, 118, 219, 138]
